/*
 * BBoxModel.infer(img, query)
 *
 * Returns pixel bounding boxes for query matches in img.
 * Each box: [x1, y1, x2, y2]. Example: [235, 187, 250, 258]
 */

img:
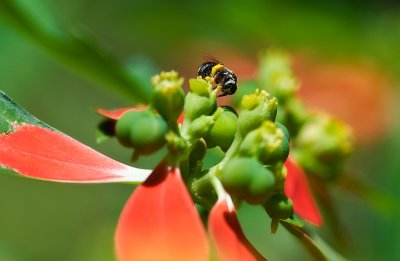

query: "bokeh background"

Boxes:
[0, 0, 399, 260]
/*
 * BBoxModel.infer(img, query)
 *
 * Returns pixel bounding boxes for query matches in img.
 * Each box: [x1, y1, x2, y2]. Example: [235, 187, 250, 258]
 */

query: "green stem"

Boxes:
[217, 133, 243, 169]
[210, 175, 226, 200]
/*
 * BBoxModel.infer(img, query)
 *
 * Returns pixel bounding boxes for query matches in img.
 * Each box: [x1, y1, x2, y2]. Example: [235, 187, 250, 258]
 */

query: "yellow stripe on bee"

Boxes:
[211, 64, 224, 77]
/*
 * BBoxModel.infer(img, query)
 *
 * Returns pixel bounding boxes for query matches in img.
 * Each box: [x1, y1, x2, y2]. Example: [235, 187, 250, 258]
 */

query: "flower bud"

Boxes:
[275, 121, 290, 143]
[258, 49, 299, 102]
[115, 110, 168, 155]
[188, 108, 222, 139]
[238, 89, 278, 136]
[220, 157, 276, 204]
[296, 113, 353, 178]
[183, 79, 217, 121]
[204, 106, 238, 151]
[189, 139, 207, 169]
[264, 194, 293, 220]
[151, 71, 185, 123]
[240, 121, 290, 165]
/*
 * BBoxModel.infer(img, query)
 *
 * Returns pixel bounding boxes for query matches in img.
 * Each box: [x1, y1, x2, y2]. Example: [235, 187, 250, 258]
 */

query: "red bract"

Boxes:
[97, 107, 146, 120]
[0, 124, 150, 183]
[115, 161, 209, 261]
[209, 196, 266, 261]
[284, 157, 323, 226]
[98, 107, 185, 124]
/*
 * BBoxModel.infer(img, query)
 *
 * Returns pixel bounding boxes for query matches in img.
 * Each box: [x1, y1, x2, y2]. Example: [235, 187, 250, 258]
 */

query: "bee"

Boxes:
[197, 55, 238, 97]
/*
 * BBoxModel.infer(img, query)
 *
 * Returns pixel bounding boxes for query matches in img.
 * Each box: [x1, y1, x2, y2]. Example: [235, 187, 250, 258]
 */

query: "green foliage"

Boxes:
[0, 91, 51, 133]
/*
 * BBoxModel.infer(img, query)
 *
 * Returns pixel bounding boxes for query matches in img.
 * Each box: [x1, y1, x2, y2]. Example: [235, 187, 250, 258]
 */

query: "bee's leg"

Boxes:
[204, 76, 215, 84]
[213, 85, 222, 92]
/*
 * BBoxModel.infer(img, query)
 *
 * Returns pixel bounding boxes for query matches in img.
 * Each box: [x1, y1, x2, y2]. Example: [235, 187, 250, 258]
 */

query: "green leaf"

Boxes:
[0, 0, 152, 102]
[0, 91, 51, 133]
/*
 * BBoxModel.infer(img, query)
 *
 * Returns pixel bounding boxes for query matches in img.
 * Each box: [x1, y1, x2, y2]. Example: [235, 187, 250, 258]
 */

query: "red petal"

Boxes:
[209, 197, 266, 261]
[115, 161, 209, 261]
[0, 125, 150, 183]
[284, 157, 323, 226]
[97, 106, 147, 120]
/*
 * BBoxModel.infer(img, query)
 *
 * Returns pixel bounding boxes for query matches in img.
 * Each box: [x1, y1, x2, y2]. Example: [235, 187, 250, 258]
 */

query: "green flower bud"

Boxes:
[183, 79, 217, 121]
[258, 49, 299, 102]
[204, 106, 238, 151]
[276, 97, 308, 137]
[220, 157, 276, 204]
[275, 121, 290, 143]
[240, 121, 290, 165]
[264, 194, 293, 220]
[189, 139, 207, 169]
[296, 113, 353, 179]
[115, 110, 168, 155]
[238, 89, 278, 136]
[189, 78, 211, 96]
[151, 71, 185, 123]
[188, 108, 222, 139]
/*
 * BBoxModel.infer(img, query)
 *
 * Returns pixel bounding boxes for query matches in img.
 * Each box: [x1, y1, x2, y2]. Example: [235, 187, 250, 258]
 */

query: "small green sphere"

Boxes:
[260, 138, 290, 165]
[221, 157, 276, 203]
[220, 157, 253, 197]
[264, 194, 294, 220]
[246, 167, 276, 204]
[204, 106, 238, 151]
[115, 110, 168, 154]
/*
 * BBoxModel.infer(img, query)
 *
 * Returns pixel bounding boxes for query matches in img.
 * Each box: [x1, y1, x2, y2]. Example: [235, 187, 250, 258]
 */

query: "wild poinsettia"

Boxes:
[1, 61, 351, 260]
[0, 90, 262, 260]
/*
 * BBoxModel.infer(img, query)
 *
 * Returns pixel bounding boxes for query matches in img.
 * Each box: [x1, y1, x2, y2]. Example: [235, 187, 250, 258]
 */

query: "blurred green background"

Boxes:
[0, 0, 399, 260]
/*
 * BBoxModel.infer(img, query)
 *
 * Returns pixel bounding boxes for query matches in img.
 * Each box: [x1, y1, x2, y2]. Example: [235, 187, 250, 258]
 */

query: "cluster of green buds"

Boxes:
[235, 49, 354, 181]
[216, 89, 293, 221]
[106, 70, 295, 225]
[294, 112, 353, 179]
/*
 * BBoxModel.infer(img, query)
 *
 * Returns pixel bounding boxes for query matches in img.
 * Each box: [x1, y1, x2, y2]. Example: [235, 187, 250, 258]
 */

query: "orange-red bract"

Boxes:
[98, 107, 185, 124]
[209, 196, 267, 261]
[115, 161, 209, 261]
[284, 157, 323, 226]
[0, 124, 149, 183]
[97, 107, 146, 120]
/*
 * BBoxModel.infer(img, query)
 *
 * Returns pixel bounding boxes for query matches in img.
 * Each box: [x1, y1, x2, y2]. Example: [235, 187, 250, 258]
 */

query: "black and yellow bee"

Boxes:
[197, 56, 238, 97]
